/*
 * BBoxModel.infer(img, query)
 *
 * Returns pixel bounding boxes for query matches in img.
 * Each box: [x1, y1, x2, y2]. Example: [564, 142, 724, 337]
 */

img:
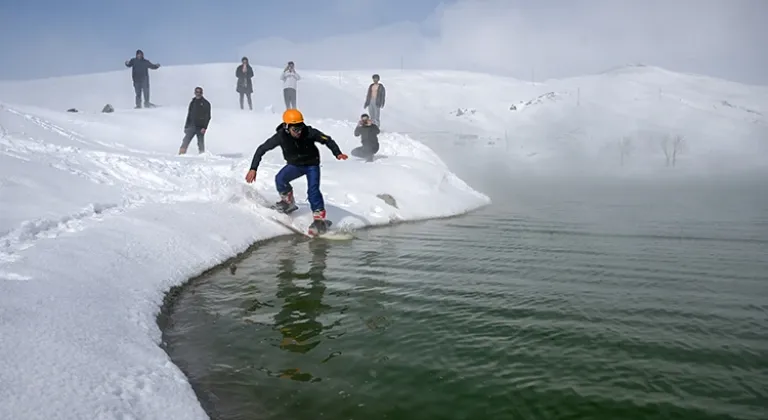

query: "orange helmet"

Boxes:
[282, 109, 304, 125]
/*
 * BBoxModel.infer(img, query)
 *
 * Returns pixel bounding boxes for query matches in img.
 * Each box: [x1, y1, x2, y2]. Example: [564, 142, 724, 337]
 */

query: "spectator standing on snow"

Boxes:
[124, 49, 160, 109]
[236, 57, 254, 110]
[351, 113, 380, 162]
[280, 61, 300, 110]
[363, 73, 385, 127]
[179, 87, 211, 155]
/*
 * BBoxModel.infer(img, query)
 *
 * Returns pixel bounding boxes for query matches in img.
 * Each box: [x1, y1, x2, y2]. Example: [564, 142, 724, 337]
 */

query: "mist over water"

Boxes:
[160, 138, 768, 420]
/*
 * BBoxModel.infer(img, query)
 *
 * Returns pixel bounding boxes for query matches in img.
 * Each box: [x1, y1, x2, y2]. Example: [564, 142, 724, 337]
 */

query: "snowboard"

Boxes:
[242, 187, 353, 240]
[270, 205, 353, 240]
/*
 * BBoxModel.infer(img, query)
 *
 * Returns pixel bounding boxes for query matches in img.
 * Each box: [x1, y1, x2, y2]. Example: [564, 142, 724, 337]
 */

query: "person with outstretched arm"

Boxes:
[363, 73, 385, 127]
[280, 61, 300, 110]
[124, 49, 160, 108]
[236, 57, 254, 110]
[245, 109, 348, 236]
[179, 87, 211, 154]
[351, 113, 380, 162]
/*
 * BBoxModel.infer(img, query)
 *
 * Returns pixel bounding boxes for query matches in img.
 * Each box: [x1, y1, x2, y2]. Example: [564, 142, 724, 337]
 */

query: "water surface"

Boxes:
[161, 175, 768, 420]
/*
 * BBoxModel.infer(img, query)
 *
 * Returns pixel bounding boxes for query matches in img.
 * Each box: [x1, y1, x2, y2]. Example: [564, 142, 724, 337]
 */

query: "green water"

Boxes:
[160, 176, 768, 420]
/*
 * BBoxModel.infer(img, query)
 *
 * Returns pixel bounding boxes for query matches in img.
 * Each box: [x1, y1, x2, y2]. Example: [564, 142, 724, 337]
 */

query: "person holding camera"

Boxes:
[351, 113, 380, 162]
[280, 61, 300, 110]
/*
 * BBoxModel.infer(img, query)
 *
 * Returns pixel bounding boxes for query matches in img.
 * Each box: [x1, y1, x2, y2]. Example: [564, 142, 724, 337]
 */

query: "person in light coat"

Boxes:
[280, 61, 301, 110]
[363, 73, 385, 127]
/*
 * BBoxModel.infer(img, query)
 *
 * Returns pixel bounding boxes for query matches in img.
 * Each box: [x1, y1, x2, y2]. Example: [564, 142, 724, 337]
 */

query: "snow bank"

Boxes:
[0, 65, 489, 419]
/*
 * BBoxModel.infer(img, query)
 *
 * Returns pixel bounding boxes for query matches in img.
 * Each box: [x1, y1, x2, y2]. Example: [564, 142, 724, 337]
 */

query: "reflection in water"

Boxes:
[275, 240, 329, 352]
[272, 240, 334, 382]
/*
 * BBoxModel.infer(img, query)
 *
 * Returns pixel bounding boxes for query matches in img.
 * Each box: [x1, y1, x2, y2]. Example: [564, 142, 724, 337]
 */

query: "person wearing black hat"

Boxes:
[351, 113, 380, 162]
[236, 57, 254, 110]
[124, 49, 160, 108]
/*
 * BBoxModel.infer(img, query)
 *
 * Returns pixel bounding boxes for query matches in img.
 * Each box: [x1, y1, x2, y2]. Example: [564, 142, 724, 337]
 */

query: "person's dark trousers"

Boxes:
[133, 78, 150, 108]
[350, 143, 379, 162]
[180, 126, 205, 154]
[274, 164, 323, 211]
[350, 146, 372, 162]
[283, 88, 297, 109]
[239, 92, 253, 110]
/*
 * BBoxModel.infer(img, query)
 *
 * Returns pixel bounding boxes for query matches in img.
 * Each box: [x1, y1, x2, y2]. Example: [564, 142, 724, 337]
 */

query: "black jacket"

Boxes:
[185, 97, 211, 129]
[250, 124, 343, 170]
[236, 64, 254, 94]
[364, 83, 386, 108]
[125, 57, 160, 83]
[354, 123, 380, 148]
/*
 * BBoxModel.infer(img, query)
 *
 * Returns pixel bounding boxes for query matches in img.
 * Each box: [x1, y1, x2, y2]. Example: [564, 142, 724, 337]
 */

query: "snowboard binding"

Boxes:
[270, 191, 298, 214]
[308, 219, 331, 237]
[308, 209, 331, 237]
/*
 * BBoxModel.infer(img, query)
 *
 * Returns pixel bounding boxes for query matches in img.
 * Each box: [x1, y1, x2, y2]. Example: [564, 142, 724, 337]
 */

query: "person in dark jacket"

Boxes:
[245, 109, 348, 236]
[124, 49, 160, 108]
[363, 73, 385, 127]
[351, 113, 380, 162]
[179, 87, 211, 154]
[236, 57, 254, 110]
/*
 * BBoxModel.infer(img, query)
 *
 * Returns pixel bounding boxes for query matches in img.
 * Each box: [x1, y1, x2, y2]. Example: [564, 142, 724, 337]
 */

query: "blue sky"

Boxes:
[0, 0, 444, 80]
[1, 0, 766, 84]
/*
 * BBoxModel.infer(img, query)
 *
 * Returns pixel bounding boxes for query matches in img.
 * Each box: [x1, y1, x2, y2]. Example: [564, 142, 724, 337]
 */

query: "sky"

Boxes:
[1, 0, 766, 85]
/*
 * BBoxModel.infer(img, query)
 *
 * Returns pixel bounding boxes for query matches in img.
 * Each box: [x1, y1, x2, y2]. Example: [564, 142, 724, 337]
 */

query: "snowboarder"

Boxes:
[179, 87, 211, 154]
[351, 113, 380, 162]
[280, 61, 300, 110]
[236, 57, 254, 110]
[363, 74, 385, 127]
[124, 49, 160, 108]
[245, 109, 348, 235]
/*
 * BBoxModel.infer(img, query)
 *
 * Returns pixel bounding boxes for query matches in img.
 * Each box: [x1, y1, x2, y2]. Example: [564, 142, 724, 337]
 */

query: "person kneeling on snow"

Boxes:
[245, 109, 348, 235]
[179, 87, 211, 154]
[351, 113, 380, 162]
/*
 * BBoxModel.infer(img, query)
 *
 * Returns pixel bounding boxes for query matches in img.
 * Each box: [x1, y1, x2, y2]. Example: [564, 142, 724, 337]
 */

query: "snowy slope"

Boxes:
[0, 61, 765, 418]
[0, 68, 489, 419]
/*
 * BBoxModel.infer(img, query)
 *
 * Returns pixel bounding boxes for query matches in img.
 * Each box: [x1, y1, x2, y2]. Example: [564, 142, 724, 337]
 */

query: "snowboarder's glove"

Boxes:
[336, 154, 348, 160]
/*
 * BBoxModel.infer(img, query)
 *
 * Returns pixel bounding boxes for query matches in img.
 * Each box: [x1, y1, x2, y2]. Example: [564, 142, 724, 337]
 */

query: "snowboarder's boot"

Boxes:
[178, 147, 187, 155]
[271, 191, 298, 214]
[308, 210, 328, 236]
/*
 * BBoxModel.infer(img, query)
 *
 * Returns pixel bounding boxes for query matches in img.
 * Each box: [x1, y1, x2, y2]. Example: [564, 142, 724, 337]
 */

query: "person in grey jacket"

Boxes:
[124, 49, 160, 108]
[351, 113, 380, 162]
[280, 61, 300, 110]
[363, 74, 385, 127]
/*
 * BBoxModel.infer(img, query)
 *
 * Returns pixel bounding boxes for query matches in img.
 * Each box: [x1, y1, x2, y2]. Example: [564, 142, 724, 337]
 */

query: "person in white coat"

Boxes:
[280, 61, 301, 110]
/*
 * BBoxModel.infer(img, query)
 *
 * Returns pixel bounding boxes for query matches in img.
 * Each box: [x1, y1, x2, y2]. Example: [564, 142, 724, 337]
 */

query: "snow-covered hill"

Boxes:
[3, 63, 765, 176]
[0, 66, 489, 420]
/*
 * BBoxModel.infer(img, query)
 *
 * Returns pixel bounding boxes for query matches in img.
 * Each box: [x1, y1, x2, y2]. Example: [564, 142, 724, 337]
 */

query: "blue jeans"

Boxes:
[275, 164, 324, 212]
[133, 78, 150, 107]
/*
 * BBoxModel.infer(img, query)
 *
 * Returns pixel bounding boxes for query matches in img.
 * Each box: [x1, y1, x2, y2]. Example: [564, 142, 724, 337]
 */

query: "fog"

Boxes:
[242, 0, 768, 85]
[1, 0, 766, 84]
